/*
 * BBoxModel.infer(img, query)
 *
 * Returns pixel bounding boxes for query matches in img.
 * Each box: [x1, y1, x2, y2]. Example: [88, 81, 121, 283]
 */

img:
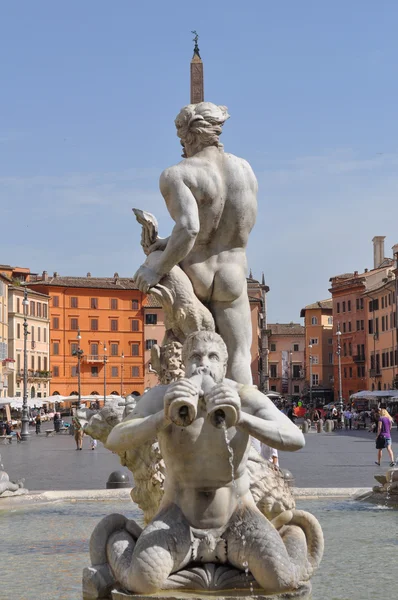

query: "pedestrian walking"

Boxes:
[35, 414, 41, 435]
[72, 412, 84, 450]
[375, 405, 395, 467]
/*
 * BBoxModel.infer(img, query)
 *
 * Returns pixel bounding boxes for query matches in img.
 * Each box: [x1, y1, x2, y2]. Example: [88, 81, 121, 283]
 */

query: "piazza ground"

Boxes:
[1, 419, 397, 491]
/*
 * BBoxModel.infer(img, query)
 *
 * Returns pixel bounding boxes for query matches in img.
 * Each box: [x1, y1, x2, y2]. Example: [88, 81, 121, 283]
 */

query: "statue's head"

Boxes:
[182, 330, 228, 383]
[175, 102, 230, 158]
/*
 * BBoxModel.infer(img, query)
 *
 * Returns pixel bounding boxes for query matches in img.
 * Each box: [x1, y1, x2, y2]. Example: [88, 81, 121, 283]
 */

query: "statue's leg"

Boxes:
[107, 503, 192, 594]
[223, 504, 300, 594]
[211, 289, 252, 385]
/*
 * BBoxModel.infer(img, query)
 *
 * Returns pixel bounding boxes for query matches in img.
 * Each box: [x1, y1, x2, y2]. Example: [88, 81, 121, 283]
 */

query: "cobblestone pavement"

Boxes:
[1, 421, 397, 491]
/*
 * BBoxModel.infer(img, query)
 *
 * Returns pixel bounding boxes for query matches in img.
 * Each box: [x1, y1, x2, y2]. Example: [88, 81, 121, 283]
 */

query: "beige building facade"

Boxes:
[0, 274, 11, 397]
[7, 286, 51, 398]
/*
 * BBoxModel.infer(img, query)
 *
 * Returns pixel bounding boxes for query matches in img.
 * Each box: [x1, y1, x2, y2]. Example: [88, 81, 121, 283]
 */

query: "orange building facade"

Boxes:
[300, 300, 334, 404]
[28, 274, 145, 398]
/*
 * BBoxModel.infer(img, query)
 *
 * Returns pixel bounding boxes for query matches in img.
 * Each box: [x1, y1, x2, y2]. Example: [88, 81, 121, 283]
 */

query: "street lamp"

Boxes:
[103, 342, 107, 406]
[120, 351, 124, 398]
[308, 344, 313, 409]
[289, 351, 293, 399]
[21, 288, 30, 441]
[336, 324, 344, 426]
[72, 328, 84, 409]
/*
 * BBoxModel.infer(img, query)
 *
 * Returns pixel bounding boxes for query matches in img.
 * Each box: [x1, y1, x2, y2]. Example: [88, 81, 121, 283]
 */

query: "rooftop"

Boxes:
[144, 294, 163, 308]
[26, 276, 139, 291]
[300, 299, 333, 315]
[9, 285, 50, 299]
[267, 323, 304, 336]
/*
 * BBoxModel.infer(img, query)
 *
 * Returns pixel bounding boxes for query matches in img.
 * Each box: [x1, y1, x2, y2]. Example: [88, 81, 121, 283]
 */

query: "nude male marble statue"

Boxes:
[133, 102, 257, 385]
[84, 101, 324, 600]
[95, 332, 322, 596]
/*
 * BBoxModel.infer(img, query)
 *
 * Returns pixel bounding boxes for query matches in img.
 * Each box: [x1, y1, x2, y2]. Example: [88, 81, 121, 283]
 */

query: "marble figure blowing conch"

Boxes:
[83, 102, 324, 600]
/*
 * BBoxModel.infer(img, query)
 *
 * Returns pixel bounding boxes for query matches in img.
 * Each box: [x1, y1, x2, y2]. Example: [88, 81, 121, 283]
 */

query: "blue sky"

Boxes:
[1, 1, 398, 322]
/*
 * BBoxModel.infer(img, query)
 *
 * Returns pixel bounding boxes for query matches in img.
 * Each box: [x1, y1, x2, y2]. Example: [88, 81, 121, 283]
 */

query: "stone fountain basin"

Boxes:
[1, 492, 396, 600]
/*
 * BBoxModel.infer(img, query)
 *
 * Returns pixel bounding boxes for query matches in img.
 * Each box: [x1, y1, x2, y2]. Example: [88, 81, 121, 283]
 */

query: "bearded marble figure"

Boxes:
[83, 103, 324, 600]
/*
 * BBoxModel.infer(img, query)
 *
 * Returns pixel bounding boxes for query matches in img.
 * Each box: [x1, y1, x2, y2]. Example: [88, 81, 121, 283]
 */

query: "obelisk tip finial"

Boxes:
[191, 30, 201, 59]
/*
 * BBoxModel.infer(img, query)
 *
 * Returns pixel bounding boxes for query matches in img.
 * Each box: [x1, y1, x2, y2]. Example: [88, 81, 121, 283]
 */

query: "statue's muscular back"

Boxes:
[162, 146, 258, 303]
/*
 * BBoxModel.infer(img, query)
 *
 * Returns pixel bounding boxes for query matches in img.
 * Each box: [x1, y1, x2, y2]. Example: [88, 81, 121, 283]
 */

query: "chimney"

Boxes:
[42, 270, 48, 282]
[372, 236, 386, 269]
[364, 268, 368, 273]
[87, 272, 91, 277]
[53, 271, 58, 278]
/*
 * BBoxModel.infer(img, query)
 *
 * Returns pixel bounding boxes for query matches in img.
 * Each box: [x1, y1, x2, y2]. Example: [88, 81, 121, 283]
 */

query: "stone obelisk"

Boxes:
[190, 31, 204, 103]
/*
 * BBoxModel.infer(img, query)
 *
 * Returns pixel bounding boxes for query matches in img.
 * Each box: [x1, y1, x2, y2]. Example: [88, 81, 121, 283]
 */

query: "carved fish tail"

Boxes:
[289, 509, 325, 571]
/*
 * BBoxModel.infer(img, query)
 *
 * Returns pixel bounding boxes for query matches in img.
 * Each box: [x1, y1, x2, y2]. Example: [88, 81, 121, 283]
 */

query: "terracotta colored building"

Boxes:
[28, 273, 145, 398]
[266, 323, 305, 399]
[363, 246, 398, 392]
[300, 300, 334, 404]
[329, 237, 398, 401]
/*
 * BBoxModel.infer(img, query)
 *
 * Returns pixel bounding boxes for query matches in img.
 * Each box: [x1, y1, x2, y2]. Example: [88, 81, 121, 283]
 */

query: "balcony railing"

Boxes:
[353, 355, 366, 363]
[370, 368, 381, 377]
[85, 355, 105, 363]
[16, 370, 52, 380]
